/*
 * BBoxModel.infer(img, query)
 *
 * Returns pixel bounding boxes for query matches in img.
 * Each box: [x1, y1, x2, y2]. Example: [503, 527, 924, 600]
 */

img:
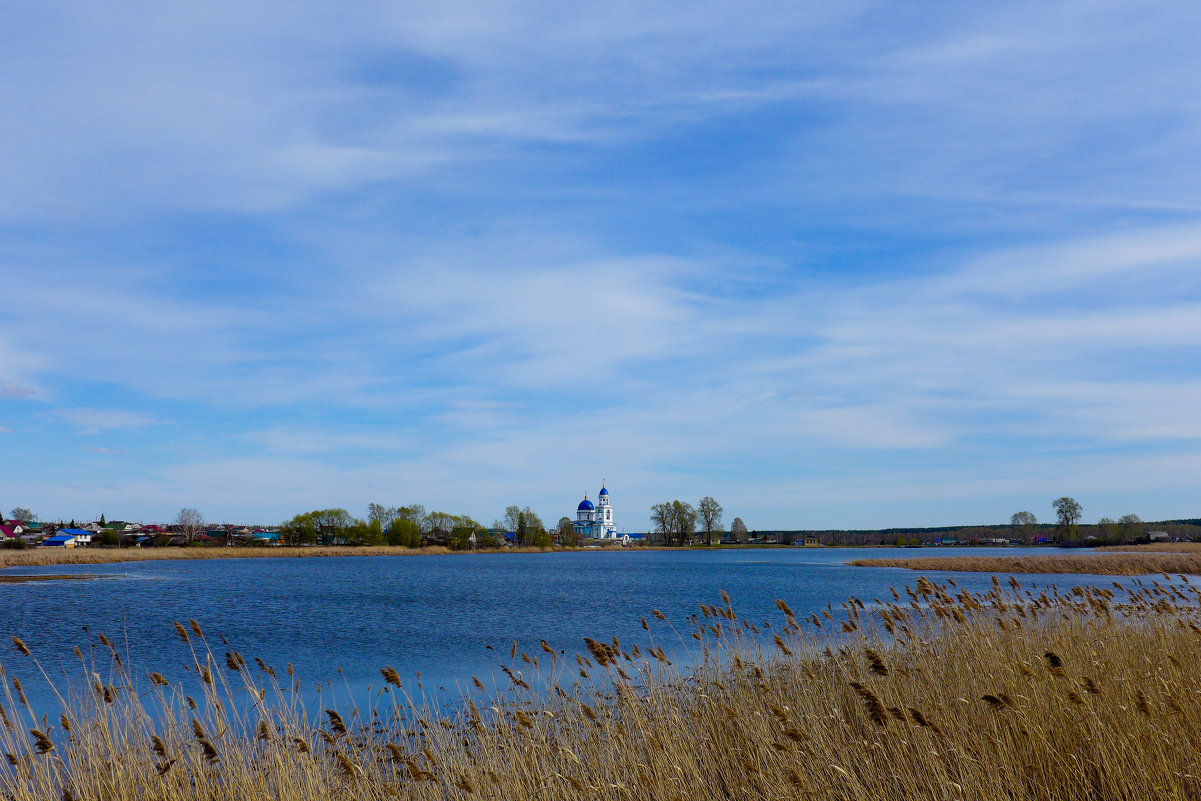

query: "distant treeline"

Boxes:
[279, 503, 563, 549]
[753, 519, 1201, 547]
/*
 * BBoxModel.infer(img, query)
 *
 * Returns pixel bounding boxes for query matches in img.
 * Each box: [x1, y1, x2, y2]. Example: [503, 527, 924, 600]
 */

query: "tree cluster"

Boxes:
[278, 502, 553, 549]
[1011, 500, 1150, 544]
[501, 506, 552, 548]
[650, 497, 726, 546]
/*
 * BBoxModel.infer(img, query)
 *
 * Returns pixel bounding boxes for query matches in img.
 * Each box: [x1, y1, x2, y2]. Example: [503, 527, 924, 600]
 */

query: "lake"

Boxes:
[0, 547, 1131, 713]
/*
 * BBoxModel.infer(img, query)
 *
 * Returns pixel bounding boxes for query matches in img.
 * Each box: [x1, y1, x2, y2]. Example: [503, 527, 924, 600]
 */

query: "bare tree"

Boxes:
[367, 503, 398, 530]
[672, 501, 697, 546]
[1118, 513, 1145, 541]
[650, 502, 672, 545]
[1052, 497, 1082, 542]
[521, 508, 544, 533]
[503, 506, 523, 532]
[9, 507, 36, 523]
[730, 517, 749, 544]
[651, 500, 697, 546]
[698, 496, 724, 546]
[425, 511, 456, 544]
[1010, 510, 1037, 542]
[176, 507, 205, 543]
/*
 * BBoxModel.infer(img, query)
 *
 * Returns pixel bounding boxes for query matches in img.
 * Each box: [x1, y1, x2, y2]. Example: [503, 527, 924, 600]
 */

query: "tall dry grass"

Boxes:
[3, 575, 1201, 799]
[849, 551, 1201, 575]
[1101, 541, 1201, 553]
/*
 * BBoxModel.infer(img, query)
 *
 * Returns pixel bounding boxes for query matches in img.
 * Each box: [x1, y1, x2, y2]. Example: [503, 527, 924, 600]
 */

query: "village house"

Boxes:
[57, 528, 93, 546]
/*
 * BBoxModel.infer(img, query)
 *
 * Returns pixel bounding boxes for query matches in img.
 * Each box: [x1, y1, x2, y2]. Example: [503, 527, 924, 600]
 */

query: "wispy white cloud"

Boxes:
[48, 408, 166, 435]
[3, 1, 1201, 526]
[7, 0, 1196, 223]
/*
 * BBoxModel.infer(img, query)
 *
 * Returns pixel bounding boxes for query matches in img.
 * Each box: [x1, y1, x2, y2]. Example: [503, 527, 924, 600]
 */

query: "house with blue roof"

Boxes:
[61, 528, 93, 546]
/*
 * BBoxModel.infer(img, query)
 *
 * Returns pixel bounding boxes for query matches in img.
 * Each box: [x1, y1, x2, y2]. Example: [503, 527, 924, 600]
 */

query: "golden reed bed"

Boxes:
[3, 574, 1201, 799]
[850, 544, 1201, 576]
[0, 544, 572, 571]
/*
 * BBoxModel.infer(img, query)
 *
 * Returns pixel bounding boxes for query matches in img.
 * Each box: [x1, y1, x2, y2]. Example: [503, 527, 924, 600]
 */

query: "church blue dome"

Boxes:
[598, 486, 609, 496]
[578, 498, 595, 511]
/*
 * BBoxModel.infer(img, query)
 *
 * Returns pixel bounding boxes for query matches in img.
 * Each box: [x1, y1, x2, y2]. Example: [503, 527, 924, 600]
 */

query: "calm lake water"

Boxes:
[0, 547, 1133, 713]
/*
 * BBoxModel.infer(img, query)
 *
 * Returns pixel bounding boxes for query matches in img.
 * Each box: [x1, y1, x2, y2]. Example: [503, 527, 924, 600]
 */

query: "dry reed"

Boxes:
[1101, 541, 1201, 553]
[849, 550, 1201, 575]
[2, 575, 1201, 799]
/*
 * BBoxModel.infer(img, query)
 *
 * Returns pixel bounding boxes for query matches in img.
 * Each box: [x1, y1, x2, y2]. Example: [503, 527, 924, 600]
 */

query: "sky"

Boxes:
[2, 1, 1201, 529]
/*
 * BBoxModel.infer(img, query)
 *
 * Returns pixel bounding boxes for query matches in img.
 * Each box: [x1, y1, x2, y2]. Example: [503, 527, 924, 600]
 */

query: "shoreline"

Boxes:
[0, 544, 556, 570]
[0, 541, 830, 570]
[5, 540, 1154, 574]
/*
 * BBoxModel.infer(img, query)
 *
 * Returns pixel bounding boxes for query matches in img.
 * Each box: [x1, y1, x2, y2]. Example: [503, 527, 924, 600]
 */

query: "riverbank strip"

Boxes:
[0, 542, 807, 570]
[849, 544, 1201, 575]
[3, 574, 1201, 798]
[0, 543, 563, 570]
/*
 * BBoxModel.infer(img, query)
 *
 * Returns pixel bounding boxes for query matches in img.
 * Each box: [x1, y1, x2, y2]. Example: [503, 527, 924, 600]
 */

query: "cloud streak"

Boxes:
[47, 408, 166, 436]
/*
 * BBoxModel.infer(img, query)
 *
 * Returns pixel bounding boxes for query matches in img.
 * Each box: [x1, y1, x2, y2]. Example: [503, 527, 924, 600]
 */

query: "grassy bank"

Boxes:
[3, 574, 1201, 799]
[849, 545, 1201, 576]
[0, 544, 576, 570]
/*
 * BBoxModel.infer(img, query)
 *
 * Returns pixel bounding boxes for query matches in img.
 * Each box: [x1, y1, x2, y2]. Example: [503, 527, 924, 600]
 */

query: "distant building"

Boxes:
[573, 482, 618, 540]
[1149, 531, 1169, 542]
[802, 535, 819, 547]
[43, 533, 78, 548]
[58, 528, 93, 546]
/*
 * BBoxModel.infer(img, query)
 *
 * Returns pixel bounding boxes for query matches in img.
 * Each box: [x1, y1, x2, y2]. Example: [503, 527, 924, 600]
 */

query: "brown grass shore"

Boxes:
[0, 544, 568, 571]
[850, 542, 1201, 575]
[3, 575, 1201, 799]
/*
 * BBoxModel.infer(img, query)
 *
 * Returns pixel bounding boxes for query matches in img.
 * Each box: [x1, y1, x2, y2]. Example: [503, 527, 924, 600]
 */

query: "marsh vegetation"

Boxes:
[3, 572, 1201, 799]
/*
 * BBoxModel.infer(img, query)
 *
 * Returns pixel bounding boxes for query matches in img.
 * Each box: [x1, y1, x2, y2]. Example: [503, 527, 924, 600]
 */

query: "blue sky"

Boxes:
[3, 1, 1201, 529]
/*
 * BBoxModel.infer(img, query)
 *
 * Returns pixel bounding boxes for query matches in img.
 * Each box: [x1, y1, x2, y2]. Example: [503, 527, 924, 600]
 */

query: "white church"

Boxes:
[573, 483, 618, 540]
